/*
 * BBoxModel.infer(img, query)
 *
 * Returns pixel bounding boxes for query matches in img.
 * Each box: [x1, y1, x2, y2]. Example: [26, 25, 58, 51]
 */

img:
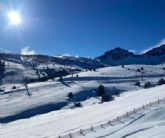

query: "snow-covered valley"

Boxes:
[1, 63, 165, 138]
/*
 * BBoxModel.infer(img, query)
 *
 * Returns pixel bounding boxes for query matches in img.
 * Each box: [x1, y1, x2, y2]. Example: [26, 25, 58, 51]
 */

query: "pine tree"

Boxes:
[158, 78, 165, 85]
[59, 75, 63, 82]
[97, 84, 105, 96]
[68, 92, 74, 99]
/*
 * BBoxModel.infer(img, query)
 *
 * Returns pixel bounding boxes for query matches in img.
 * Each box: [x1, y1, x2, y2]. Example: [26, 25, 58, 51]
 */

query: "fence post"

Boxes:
[149, 102, 152, 107]
[69, 132, 72, 138]
[58, 135, 61, 138]
[133, 108, 136, 114]
[158, 99, 160, 104]
[126, 112, 129, 117]
[108, 121, 111, 126]
[80, 129, 84, 136]
[142, 105, 145, 110]
[117, 116, 120, 122]
[91, 126, 94, 131]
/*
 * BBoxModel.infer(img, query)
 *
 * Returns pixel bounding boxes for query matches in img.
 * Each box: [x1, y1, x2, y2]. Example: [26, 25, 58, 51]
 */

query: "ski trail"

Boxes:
[96, 108, 162, 138]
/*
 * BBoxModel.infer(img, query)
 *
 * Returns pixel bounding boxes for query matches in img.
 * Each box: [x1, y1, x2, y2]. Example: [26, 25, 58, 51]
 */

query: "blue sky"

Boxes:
[0, 0, 165, 57]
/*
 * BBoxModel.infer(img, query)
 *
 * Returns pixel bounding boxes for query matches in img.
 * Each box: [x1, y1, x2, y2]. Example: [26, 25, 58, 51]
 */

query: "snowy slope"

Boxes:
[77, 102, 165, 138]
[1, 64, 165, 122]
[0, 53, 104, 90]
[1, 84, 165, 138]
[0, 64, 165, 137]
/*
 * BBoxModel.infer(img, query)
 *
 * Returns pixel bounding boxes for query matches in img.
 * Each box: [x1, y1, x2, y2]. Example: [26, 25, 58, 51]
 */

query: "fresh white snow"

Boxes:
[1, 84, 165, 137]
[1, 64, 165, 138]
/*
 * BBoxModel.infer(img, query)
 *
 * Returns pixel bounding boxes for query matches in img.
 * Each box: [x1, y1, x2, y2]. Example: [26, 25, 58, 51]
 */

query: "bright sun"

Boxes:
[7, 11, 22, 26]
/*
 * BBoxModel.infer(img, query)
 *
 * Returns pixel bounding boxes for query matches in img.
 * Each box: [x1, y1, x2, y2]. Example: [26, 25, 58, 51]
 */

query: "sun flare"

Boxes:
[7, 11, 22, 26]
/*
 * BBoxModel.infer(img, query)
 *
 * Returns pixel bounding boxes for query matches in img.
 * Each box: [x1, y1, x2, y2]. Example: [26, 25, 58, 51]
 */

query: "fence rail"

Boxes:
[57, 97, 165, 138]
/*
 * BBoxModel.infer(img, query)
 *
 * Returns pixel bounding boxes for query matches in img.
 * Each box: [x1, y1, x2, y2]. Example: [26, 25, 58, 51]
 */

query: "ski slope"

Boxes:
[1, 84, 165, 138]
[1, 64, 165, 138]
[1, 65, 165, 121]
[77, 102, 165, 138]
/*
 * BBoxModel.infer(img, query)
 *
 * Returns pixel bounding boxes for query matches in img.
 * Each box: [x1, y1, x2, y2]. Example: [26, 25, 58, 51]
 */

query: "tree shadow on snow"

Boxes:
[0, 101, 67, 124]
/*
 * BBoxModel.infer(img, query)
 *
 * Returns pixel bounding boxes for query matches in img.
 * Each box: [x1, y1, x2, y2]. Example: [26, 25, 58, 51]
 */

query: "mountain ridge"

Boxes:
[96, 45, 165, 65]
[0, 44, 165, 67]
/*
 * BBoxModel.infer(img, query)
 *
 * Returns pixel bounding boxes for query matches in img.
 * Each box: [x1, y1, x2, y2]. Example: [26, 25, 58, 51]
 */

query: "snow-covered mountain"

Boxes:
[145, 44, 165, 56]
[0, 53, 104, 88]
[97, 47, 135, 61]
[0, 53, 104, 69]
[96, 45, 165, 65]
[1, 45, 165, 89]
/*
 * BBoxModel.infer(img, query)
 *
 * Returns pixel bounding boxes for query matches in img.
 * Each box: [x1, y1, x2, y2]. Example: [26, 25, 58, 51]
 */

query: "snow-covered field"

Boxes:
[1, 84, 165, 138]
[1, 64, 165, 138]
[77, 101, 165, 138]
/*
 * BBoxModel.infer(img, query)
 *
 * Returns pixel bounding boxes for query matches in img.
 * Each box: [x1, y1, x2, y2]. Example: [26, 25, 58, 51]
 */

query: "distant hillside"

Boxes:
[96, 45, 165, 65]
[145, 44, 165, 56]
[0, 53, 104, 87]
[1, 44, 165, 87]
